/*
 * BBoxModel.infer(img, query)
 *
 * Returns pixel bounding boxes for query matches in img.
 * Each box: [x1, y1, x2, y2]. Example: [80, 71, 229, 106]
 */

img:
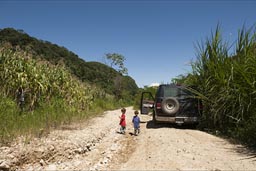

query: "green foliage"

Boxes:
[0, 49, 106, 144]
[105, 53, 128, 75]
[0, 96, 19, 144]
[173, 24, 256, 146]
[0, 96, 87, 145]
[0, 49, 96, 111]
[0, 28, 138, 102]
[0, 28, 139, 144]
[171, 73, 198, 86]
[82, 61, 118, 94]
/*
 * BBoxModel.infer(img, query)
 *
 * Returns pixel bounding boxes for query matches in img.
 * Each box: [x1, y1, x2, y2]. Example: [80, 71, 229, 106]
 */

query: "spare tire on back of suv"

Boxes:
[161, 97, 180, 114]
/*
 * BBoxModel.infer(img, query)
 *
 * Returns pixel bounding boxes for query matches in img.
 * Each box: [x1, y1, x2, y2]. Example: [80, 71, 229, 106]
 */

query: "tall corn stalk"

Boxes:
[0, 49, 108, 143]
[189, 25, 256, 144]
[0, 49, 98, 110]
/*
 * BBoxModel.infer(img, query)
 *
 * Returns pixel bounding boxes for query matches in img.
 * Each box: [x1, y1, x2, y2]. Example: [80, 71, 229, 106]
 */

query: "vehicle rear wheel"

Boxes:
[161, 97, 180, 114]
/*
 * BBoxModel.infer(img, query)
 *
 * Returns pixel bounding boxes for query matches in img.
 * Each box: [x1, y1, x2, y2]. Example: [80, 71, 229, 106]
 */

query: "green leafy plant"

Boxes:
[174, 24, 256, 146]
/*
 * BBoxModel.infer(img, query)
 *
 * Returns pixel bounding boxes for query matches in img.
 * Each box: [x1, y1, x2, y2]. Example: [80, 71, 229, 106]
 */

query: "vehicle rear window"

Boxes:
[163, 87, 179, 97]
[157, 85, 193, 97]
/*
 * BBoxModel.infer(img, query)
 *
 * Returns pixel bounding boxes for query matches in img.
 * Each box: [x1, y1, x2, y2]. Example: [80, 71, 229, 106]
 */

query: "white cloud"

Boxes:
[149, 83, 160, 87]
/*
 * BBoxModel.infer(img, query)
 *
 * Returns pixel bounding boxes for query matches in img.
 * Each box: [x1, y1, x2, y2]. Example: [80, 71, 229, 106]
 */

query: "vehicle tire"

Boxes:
[161, 97, 180, 114]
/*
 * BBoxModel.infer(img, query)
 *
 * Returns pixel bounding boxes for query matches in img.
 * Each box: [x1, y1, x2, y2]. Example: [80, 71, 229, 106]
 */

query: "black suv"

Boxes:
[140, 84, 202, 125]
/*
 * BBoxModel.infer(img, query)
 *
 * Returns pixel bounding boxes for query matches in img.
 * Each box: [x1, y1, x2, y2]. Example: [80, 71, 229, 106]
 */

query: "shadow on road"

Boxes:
[146, 120, 197, 130]
[232, 145, 256, 161]
[222, 138, 256, 161]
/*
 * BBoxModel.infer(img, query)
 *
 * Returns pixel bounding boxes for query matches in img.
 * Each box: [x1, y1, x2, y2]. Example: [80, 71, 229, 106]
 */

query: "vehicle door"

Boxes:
[140, 92, 155, 114]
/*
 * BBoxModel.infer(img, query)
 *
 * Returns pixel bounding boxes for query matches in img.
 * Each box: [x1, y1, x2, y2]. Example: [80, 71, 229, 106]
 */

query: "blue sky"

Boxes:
[1, 0, 255, 87]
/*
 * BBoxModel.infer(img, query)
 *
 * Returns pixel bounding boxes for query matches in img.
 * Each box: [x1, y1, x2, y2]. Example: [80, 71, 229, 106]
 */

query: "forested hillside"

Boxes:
[0, 28, 138, 144]
[0, 28, 138, 99]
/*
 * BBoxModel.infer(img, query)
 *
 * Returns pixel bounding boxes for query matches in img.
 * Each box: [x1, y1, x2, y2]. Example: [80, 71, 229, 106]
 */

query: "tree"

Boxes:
[105, 53, 128, 75]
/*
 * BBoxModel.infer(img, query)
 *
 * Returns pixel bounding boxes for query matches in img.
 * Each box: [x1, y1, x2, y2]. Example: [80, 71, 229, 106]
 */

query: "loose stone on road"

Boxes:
[1, 107, 256, 170]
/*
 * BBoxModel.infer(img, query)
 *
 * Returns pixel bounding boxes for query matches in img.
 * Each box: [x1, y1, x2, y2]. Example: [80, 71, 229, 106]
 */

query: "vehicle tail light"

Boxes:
[198, 104, 203, 110]
[156, 102, 161, 109]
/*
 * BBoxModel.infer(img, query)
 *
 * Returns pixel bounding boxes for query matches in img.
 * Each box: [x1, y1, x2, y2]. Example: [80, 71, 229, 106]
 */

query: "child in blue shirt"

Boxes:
[132, 110, 140, 136]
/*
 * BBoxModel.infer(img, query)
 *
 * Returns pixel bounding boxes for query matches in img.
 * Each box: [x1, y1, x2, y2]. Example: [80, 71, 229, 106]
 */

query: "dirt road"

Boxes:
[1, 107, 256, 170]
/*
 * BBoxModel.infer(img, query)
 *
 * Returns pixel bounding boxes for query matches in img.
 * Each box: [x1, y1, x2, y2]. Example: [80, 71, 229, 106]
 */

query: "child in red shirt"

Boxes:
[119, 108, 126, 134]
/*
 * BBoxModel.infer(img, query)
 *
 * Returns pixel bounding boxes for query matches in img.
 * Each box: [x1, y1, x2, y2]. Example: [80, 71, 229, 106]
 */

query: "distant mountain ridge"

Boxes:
[0, 28, 138, 98]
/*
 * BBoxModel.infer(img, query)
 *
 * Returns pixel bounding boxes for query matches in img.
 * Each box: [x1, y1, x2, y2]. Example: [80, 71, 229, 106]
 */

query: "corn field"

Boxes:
[0, 49, 108, 144]
[184, 25, 256, 145]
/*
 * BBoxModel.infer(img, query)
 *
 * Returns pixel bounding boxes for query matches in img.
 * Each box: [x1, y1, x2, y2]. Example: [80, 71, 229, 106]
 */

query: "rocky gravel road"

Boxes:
[1, 107, 256, 170]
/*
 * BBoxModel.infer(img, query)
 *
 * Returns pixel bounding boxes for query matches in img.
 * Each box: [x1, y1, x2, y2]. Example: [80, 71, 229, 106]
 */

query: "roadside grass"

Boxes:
[0, 49, 132, 145]
[184, 24, 256, 146]
[0, 95, 130, 145]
